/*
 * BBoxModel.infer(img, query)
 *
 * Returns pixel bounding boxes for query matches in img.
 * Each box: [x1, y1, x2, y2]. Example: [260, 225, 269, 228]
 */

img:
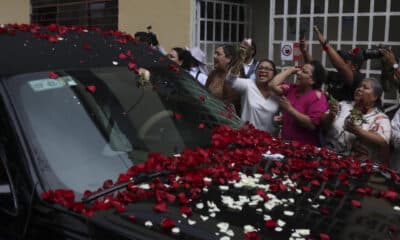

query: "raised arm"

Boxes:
[381, 48, 400, 85]
[299, 37, 313, 63]
[268, 67, 298, 95]
[313, 26, 354, 86]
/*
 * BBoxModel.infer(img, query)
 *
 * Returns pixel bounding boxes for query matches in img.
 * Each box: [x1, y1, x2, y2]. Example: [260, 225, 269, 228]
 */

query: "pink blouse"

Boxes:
[281, 84, 328, 146]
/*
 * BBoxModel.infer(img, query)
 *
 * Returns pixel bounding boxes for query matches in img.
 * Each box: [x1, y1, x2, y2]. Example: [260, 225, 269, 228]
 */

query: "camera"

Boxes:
[363, 45, 391, 59]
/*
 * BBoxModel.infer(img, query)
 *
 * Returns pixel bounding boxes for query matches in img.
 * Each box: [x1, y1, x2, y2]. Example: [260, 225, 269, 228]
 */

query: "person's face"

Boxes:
[354, 80, 377, 106]
[255, 61, 275, 83]
[296, 64, 314, 87]
[213, 47, 231, 70]
[167, 50, 182, 65]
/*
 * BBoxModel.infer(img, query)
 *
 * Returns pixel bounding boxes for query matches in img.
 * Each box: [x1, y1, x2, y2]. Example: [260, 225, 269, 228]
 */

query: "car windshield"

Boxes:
[5, 66, 240, 194]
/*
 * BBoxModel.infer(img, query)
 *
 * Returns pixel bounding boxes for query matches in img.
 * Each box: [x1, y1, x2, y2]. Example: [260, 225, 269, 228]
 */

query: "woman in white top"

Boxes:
[226, 59, 279, 135]
[321, 78, 391, 164]
[390, 108, 400, 171]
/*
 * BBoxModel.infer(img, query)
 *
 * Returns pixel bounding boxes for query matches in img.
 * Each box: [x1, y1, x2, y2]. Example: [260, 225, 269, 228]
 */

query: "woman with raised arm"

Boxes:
[226, 58, 279, 135]
[268, 61, 328, 146]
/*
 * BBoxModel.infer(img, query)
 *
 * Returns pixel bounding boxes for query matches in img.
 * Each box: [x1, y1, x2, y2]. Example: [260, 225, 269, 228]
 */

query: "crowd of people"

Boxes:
[135, 27, 400, 172]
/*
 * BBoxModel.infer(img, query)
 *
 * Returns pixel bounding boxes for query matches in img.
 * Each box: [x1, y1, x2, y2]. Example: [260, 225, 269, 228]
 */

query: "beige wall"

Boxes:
[0, 0, 30, 24]
[119, 0, 193, 53]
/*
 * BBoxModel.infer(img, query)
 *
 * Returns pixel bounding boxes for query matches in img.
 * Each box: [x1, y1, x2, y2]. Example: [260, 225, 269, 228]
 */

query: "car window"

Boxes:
[4, 67, 240, 194]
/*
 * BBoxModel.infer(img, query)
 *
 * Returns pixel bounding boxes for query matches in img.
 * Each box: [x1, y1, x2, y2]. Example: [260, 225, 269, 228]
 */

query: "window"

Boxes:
[195, 0, 252, 66]
[31, 0, 118, 30]
[269, 0, 400, 112]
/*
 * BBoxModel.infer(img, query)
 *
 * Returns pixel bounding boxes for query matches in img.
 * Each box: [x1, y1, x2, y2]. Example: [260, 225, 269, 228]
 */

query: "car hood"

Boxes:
[87, 175, 400, 240]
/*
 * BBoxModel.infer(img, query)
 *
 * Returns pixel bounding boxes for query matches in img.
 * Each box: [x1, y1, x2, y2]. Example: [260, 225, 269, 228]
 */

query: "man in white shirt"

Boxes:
[188, 47, 209, 86]
[240, 38, 258, 81]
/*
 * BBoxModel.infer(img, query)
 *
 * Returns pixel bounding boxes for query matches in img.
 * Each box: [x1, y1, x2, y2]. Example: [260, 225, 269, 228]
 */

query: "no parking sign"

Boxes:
[280, 42, 301, 61]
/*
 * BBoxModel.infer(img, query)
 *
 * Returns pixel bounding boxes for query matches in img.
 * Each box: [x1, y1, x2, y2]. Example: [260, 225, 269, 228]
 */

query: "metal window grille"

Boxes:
[195, 0, 252, 67]
[269, 0, 400, 113]
[31, 0, 118, 30]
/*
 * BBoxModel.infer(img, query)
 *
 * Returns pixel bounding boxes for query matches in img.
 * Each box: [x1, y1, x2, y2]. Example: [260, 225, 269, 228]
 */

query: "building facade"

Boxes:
[1, 0, 400, 110]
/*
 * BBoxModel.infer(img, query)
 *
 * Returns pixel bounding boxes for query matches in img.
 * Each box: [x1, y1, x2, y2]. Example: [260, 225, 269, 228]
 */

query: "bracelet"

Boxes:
[322, 39, 329, 47]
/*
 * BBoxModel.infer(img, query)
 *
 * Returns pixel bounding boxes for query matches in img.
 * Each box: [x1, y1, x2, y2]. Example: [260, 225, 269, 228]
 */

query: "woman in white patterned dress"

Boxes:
[321, 78, 391, 164]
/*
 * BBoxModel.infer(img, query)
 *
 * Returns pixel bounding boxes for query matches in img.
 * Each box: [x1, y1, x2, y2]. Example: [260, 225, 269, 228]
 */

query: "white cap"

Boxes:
[189, 47, 209, 75]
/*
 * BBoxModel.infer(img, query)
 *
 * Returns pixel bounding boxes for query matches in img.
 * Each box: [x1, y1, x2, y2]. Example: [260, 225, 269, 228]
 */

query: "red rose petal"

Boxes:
[264, 219, 277, 229]
[86, 85, 96, 93]
[383, 190, 398, 201]
[119, 52, 127, 60]
[245, 232, 259, 240]
[168, 64, 180, 72]
[161, 218, 176, 229]
[351, 199, 362, 208]
[153, 202, 168, 213]
[102, 179, 113, 189]
[180, 206, 192, 215]
[320, 233, 330, 240]
[174, 112, 182, 120]
[128, 214, 136, 222]
[48, 71, 59, 79]
[198, 123, 205, 129]
[83, 42, 90, 50]
[128, 61, 137, 70]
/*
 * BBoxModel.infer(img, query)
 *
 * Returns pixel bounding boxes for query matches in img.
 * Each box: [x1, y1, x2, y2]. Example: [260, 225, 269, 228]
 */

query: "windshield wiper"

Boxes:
[81, 170, 169, 203]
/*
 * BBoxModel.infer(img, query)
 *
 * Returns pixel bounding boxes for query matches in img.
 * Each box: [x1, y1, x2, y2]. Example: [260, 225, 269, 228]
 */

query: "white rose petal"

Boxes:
[256, 208, 263, 213]
[243, 225, 256, 233]
[220, 236, 230, 240]
[196, 202, 204, 209]
[139, 183, 150, 190]
[284, 210, 294, 216]
[226, 229, 235, 237]
[171, 227, 180, 234]
[203, 187, 209, 192]
[217, 222, 230, 232]
[295, 229, 310, 236]
[319, 195, 326, 200]
[144, 221, 153, 227]
[203, 177, 212, 183]
[263, 214, 271, 221]
[210, 212, 216, 218]
[275, 227, 283, 232]
[200, 215, 209, 221]
[277, 219, 286, 227]
[394, 206, 400, 211]
[219, 185, 229, 191]
[112, 61, 119, 65]
[312, 204, 320, 209]
[188, 219, 197, 225]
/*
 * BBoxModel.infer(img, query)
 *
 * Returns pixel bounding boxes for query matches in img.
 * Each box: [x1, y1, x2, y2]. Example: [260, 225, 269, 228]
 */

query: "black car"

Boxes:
[0, 24, 399, 240]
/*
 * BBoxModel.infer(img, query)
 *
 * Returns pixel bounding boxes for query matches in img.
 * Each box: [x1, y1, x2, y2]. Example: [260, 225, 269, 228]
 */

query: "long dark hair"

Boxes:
[172, 47, 191, 71]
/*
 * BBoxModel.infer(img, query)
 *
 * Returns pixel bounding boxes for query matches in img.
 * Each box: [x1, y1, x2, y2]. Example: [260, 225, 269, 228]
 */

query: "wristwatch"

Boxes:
[393, 63, 399, 70]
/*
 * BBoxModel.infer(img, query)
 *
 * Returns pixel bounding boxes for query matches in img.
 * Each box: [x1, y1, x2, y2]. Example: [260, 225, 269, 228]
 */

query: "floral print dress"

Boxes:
[324, 101, 391, 163]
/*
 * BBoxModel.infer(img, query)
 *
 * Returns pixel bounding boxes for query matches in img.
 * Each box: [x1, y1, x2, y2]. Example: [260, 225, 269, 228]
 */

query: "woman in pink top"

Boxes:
[268, 61, 328, 146]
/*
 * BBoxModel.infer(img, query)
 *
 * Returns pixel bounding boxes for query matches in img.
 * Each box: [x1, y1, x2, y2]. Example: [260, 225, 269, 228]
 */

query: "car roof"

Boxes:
[0, 24, 165, 76]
